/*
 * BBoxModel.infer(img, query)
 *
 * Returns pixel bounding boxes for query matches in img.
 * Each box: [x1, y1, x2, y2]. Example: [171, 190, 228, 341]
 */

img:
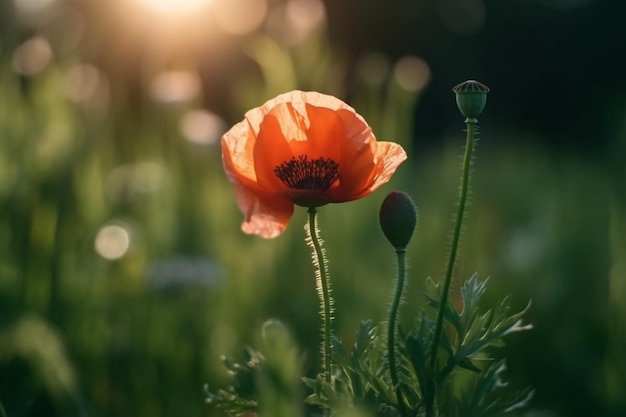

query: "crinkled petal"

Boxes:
[329, 140, 407, 201]
[366, 141, 408, 192]
[232, 180, 295, 239]
[223, 132, 295, 238]
[241, 90, 352, 133]
[222, 118, 259, 184]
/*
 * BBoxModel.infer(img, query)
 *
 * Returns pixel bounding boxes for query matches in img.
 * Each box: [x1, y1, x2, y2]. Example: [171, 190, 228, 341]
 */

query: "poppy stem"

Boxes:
[306, 207, 334, 387]
[388, 249, 408, 417]
[429, 120, 476, 378]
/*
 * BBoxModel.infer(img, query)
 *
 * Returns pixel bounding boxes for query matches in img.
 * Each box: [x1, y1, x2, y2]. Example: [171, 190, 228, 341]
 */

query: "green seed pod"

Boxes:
[379, 191, 418, 251]
[452, 80, 490, 122]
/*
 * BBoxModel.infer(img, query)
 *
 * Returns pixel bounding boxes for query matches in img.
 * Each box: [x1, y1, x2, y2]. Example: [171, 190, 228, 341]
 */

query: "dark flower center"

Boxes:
[274, 155, 339, 191]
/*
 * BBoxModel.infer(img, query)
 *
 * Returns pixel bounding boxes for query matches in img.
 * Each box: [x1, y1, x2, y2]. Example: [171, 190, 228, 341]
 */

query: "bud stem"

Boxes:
[429, 120, 476, 378]
[388, 249, 408, 417]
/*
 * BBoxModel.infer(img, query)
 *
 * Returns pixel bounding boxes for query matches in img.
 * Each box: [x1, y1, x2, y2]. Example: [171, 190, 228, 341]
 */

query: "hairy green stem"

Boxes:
[429, 121, 476, 374]
[307, 207, 334, 386]
[388, 249, 408, 417]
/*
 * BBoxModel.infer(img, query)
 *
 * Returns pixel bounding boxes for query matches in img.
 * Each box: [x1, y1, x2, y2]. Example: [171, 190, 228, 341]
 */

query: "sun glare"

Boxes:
[136, 0, 214, 15]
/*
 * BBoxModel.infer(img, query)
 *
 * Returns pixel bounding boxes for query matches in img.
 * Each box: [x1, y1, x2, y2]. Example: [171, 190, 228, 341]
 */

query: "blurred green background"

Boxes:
[1, 0, 625, 416]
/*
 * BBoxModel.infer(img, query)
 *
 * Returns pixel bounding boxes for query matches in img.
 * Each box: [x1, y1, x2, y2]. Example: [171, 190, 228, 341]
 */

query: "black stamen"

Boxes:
[274, 155, 339, 191]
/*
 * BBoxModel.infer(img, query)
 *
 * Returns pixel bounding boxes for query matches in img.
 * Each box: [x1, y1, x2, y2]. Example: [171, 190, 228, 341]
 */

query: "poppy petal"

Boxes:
[252, 101, 345, 195]
[232, 180, 294, 239]
[330, 140, 407, 201]
[222, 118, 259, 184]
[252, 112, 297, 192]
[223, 133, 295, 238]
[251, 90, 369, 160]
[367, 141, 408, 192]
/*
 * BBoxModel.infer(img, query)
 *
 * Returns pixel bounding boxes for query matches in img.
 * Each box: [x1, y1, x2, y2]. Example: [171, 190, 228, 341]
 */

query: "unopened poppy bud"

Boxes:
[379, 191, 417, 251]
[452, 80, 490, 122]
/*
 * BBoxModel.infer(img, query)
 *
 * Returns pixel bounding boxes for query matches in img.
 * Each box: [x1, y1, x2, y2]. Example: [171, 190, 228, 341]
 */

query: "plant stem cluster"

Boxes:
[206, 81, 533, 417]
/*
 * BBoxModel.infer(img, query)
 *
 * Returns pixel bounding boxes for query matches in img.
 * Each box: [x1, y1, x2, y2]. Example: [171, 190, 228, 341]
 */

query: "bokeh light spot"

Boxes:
[12, 37, 53, 76]
[266, 0, 326, 44]
[64, 64, 110, 104]
[393, 56, 431, 92]
[285, 0, 326, 34]
[150, 70, 200, 104]
[95, 224, 131, 260]
[14, 0, 56, 15]
[179, 110, 226, 145]
[136, 0, 215, 15]
[215, 0, 267, 35]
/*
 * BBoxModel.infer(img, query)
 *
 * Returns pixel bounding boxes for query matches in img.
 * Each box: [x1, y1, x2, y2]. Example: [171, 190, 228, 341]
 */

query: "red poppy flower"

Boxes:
[222, 90, 407, 238]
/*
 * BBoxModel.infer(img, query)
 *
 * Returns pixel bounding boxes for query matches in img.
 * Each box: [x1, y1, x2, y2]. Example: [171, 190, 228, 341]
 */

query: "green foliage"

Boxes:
[304, 320, 396, 414]
[400, 274, 533, 416]
[205, 347, 262, 415]
[423, 274, 532, 381]
[208, 275, 532, 417]
[205, 320, 303, 417]
[414, 274, 534, 416]
[447, 360, 534, 417]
